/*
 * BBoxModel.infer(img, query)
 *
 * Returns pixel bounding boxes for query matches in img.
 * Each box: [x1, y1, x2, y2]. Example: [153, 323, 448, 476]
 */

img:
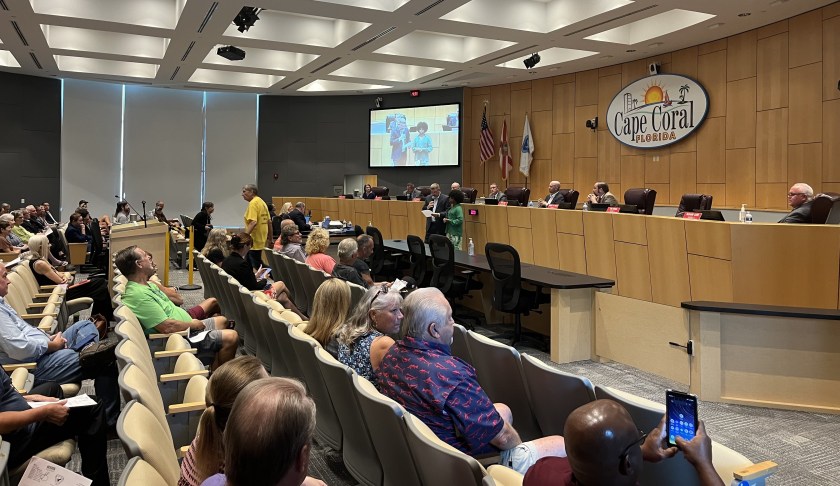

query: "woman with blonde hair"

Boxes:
[304, 278, 351, 356]
[304, 228, 335, 274]
[27, 234, 114, 321]
[336, 286, 403, 386]
[201, 228, 229, 265]
[179, 356, 268, 486]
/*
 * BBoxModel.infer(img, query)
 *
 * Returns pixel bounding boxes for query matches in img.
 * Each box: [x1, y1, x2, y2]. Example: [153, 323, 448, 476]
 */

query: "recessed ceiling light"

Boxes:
[738, 12, 751, 17]
[600, 55, 614, 59]
[549, 67, 558, 72]
[626, 49, 636, 52]
[648, 42, 663, 48]
[769, 0, 787, 6]
[708, 22, 724, 29]
[461, 82, 469, 86]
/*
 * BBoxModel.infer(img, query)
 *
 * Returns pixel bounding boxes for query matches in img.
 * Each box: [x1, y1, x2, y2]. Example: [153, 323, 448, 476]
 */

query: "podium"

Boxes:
[109, 221, 169, 285]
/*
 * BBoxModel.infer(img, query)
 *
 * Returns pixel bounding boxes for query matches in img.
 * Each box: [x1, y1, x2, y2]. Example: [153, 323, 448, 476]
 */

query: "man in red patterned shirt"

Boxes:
[376, 287, 565, 474]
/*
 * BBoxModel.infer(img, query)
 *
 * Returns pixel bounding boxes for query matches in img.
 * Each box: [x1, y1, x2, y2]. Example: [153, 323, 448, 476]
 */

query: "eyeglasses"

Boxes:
[618, 430, 647, 460]
[787, 192, 806, 197]
[369, 286, 388, 310]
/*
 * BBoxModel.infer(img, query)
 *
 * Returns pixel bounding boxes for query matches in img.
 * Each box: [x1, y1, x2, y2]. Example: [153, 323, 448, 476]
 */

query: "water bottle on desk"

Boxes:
[739, 204, 746, 223]
[468, 238, 475, 256]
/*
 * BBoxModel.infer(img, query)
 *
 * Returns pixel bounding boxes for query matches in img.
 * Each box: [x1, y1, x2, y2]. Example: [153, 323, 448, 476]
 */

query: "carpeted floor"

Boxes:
[67, 267, 838, 485]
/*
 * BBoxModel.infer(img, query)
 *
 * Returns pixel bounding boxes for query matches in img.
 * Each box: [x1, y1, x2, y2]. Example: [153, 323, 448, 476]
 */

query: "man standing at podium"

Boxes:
[242, 184, 272, 270]
[424, 183, 449, 242]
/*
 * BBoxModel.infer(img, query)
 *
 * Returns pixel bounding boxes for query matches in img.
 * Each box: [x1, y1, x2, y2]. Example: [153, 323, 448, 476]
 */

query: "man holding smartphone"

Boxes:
[523, 399, 723, 486]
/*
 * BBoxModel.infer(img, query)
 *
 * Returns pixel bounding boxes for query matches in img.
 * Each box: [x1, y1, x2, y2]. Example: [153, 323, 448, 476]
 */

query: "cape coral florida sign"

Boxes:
[606, 74, 709, 149]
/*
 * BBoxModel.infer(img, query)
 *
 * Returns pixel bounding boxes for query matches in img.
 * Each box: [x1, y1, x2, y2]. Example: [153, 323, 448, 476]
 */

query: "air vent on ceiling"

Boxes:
[170, 67, 180, 80]
[421, 70, 461, 84]
[29, 53, 42, 69]
[0, 1, 9, 11]
[564, 4, 659, 36]
[415, 0, 446, 16]
[198, 2, 219, 33]
[479, 45, 538, 65]
[11, 21, 28, 46]
[281, 78, 304, 89]
[181, 41, 196, 62]
[310, 57, 342, 74]
[351, 26, 397, 51]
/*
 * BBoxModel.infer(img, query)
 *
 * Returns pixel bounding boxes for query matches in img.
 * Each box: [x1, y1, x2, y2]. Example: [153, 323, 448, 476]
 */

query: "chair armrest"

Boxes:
[2, 363, 37, 371]
[148, 330, 189, 340]
[154, 348, 197, 359]
[33, 292, 58, 298]
[25, 302, 51, 310]
[22, 311, 58, 320]
[733, 461, 778, 482]
[178, 445, 190, 459]
[39, 285, 60, 291]
[36, 316, 55, 331]
[65, 297, 94, 316]
[168, 401, 206, 414]
[159, 370, 209, 382]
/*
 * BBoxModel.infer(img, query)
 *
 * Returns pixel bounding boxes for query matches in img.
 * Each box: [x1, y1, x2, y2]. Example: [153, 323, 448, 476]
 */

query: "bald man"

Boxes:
[539, 181, 565, 207]
[778, 182, 814, 224]
[524, 400, 722, 486]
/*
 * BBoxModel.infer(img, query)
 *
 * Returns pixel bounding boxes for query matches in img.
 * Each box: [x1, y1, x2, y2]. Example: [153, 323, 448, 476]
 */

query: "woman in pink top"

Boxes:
[304, 228, 336, 274]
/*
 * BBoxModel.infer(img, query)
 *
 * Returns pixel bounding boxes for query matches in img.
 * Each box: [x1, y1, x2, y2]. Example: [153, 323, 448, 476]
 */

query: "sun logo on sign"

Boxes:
[643, 81, 665, 105]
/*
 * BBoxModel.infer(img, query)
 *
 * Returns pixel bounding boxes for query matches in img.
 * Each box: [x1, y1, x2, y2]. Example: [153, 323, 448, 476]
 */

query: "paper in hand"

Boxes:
[19, 456, 92, 486]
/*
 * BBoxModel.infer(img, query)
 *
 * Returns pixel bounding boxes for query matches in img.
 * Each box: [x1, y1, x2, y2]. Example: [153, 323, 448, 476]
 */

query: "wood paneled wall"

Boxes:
[463, 4, 840, 211]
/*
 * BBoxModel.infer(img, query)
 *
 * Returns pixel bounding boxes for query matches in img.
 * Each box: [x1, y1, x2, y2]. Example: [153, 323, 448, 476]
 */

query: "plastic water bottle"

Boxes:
[739, 204, 746, 223]
[745, 211, 753, 224]
[324, 215, 331, 229]
[468, 238, 475, 256]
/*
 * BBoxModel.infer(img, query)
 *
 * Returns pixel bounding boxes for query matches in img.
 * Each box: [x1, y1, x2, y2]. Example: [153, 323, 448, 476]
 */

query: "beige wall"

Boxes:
[463, 3, 840, 211]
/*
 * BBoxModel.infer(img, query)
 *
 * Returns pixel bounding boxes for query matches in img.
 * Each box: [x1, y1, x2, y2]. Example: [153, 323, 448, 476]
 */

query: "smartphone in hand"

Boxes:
[666, 390, 698, 447]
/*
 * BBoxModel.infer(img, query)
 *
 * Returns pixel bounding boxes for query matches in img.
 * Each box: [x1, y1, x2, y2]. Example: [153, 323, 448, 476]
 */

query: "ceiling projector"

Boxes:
[217, 45, 245, 61]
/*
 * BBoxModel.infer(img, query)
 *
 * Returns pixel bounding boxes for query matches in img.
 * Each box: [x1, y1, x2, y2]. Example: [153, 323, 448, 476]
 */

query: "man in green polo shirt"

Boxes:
[115, 246, 238, 370]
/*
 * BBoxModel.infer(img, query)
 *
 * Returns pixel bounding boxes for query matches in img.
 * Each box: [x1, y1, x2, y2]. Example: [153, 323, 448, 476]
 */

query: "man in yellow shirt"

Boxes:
[242, 184, 272, 270]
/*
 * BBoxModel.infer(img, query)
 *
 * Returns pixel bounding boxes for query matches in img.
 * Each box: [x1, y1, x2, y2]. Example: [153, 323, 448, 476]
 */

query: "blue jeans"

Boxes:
[34, 321, 120, 426]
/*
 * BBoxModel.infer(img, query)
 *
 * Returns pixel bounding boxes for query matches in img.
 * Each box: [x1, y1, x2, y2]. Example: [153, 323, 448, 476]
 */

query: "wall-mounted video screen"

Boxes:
[369, 103, 460, 168]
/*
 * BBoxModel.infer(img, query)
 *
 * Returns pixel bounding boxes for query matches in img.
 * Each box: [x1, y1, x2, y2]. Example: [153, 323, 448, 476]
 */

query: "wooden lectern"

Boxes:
[109, 221, 169, 285]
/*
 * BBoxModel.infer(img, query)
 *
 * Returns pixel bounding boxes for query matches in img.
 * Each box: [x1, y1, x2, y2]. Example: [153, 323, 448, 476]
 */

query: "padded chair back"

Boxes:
[403, 413, 485, 486]
[314, 347, 382, 486]
[810, 193, 840, 224]
[118, 457, 169, 486]
[503, 187, 531, 206]
[117, 364, 176, 445]
[371, 186, 390, 198]
[279, 255, 308, 312]
[353, 374, 422, 486]
[676, 194, 713, 217]
[429, 234, 455, 294]
[406, 234, 429, 285]
[558, 189, 580, 207]
[348, 282, 366, 309]
[366, 226, 387, 275]
[465, 332, 542, 441]
[451, 323, 473, 365]
[460, 187, 478, 204]
[623, 188, 658, 215]
[267, 310, 299, 379]
[288, 327, 343, 451]
[291, 260, 314, 315]
[117, 400, 181, 486]
[417, 186, 432, 197]
[520, 354, 595, 435]
[239, 289, 270, 367]
[484, 243, 521, 313]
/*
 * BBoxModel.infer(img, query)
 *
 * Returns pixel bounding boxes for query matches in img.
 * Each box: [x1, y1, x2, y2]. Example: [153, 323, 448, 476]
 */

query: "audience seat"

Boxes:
[503, 187, 531, 206]
[460, 187, 479, 203]
[624, 188, 658, 215]
[676, 194, 713, 217]
[558, 189, 580, 207]
[268, 310, 304, 381]
[7, 438, 76, 485]
[117, 400, 181, 486]
[117, 457, 169, 486]
[520, 354, 595, 436]
[451, 323, 474, 366]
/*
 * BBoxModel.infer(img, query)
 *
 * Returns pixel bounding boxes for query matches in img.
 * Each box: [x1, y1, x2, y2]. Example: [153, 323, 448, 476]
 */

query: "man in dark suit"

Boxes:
[288, 201, 311, 233]
[424, 183, 449, 242]
[779, 183, 814, 224]
[404, 182, 422, 200]
[487, 182, 507, 202]
[539, 181, 565, 207]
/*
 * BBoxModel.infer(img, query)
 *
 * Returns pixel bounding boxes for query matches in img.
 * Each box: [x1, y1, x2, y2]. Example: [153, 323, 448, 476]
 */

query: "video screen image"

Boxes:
[369, 103, 460, 168]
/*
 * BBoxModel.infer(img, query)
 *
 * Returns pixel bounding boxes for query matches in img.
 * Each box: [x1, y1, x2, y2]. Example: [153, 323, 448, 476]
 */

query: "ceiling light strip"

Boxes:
[29, 53, 41, 69]
[415, 0, 446, 16]
[181, 41, 196, 62]
[479, 45, 538, 65]
[170, 67, 181, 80]
[351, 26, 397, 51]
[421, 70, 461, 84]
[310, 57, 342, 74]
[281, 78, 304, 89]
[11, 21, 28, 46]
[198, 2, 219, 33]
[563, 4, 659, 36]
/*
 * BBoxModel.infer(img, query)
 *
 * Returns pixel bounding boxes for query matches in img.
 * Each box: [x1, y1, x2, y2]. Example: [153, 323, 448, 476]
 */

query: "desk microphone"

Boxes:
[115, 195, 147, 228]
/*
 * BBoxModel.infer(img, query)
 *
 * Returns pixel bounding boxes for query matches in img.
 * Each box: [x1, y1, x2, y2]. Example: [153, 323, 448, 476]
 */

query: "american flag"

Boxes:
[500, 118, 513, 180]
[479, 106, 495, 163]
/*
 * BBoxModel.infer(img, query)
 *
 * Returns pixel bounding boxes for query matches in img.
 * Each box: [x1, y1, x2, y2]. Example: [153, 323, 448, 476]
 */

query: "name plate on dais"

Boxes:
[606, 74, 708, 149]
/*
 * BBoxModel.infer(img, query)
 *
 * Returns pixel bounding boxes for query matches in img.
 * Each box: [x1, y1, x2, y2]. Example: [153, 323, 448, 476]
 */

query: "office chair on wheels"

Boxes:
[428, 235, 483, 329]
[406, 235, 431, 287]
[366, 226, 403, 280]
[484, 243, 549, 348]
